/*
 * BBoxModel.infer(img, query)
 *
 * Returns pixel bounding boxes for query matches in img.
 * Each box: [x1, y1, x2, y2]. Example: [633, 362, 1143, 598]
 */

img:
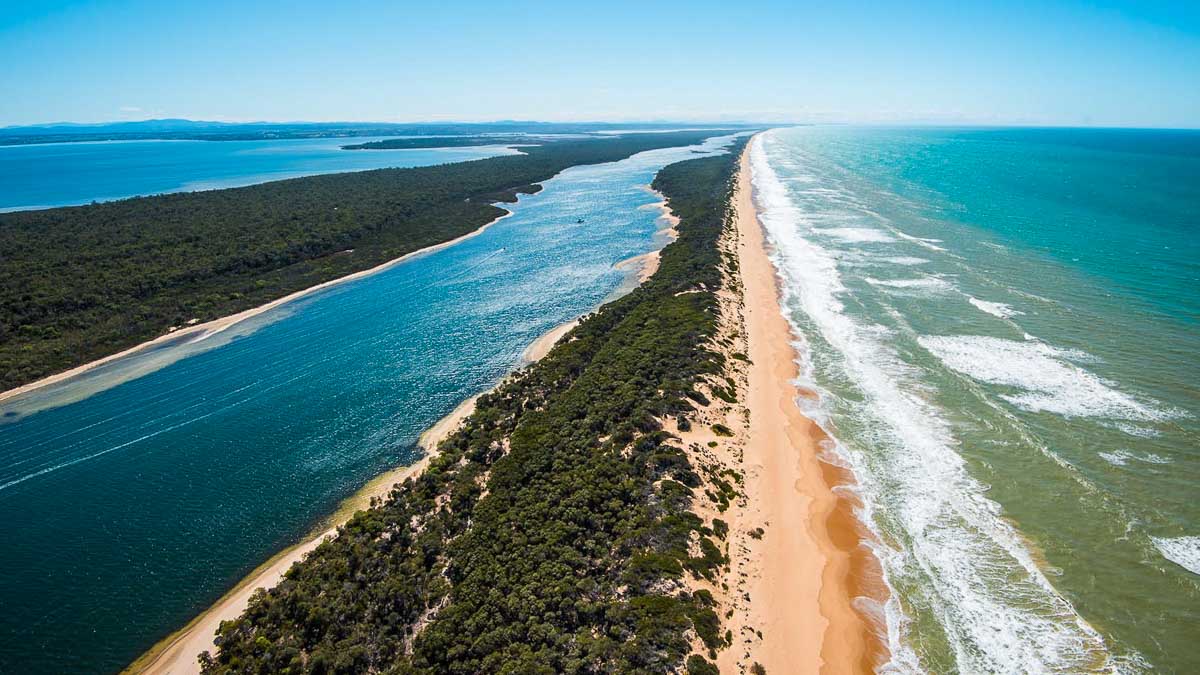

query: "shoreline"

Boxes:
[611, 190, 681, 286]
[0, 211, 514, 406]
[733, 139, 886, 672]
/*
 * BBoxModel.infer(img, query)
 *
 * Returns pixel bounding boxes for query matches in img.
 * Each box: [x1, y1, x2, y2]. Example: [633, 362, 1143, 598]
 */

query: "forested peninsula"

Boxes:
[0, 131, 729, 392]
[200, 138, 750, 674]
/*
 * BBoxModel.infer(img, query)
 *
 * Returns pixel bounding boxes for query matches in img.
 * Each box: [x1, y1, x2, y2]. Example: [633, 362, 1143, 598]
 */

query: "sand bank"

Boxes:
[1, 212, 513, 406]
[732, 141, 884, 673]
[613, 251, 662, 283]
[607, 190, 681, 288]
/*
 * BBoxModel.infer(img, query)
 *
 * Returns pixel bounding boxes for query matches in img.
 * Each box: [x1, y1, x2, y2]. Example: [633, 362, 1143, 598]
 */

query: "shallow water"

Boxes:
[0, 136, 522, 211]
[0, 133, 739, 673]
[752, 127, 1199, 672]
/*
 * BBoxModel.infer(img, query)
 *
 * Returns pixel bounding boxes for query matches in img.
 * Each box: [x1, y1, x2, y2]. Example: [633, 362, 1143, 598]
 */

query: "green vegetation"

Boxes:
[686, 654, 720, 675]
[712, 518, 729, 540]
[0, 131, 730, 391]
[201, 138, 748, 673]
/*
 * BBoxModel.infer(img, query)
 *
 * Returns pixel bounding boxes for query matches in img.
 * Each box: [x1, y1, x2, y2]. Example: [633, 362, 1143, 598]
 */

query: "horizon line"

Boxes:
[3, 117, 1199, 133]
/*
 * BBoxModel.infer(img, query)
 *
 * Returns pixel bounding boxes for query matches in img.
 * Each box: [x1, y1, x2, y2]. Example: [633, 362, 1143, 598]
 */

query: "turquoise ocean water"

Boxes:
[752, 127, 1198, 672]
[0, 136, 522, 211]
[0, 133, 739, 673]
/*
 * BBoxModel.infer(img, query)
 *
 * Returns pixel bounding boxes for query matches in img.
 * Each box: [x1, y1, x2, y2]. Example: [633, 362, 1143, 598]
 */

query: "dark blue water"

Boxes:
[0, 137, 521, 211]
[0, 134, 739, 673]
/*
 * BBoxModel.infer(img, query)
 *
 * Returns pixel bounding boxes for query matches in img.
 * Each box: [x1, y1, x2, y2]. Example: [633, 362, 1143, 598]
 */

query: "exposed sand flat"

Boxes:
[613, 250, 662, 283]
[610, 191, 682, 285]
[1, 212, 513, 406]
[732, 141, 883, 673]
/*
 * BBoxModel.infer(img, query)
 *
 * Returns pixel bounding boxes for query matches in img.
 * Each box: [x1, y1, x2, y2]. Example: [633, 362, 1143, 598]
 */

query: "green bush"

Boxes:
[686, 654, 720, 675]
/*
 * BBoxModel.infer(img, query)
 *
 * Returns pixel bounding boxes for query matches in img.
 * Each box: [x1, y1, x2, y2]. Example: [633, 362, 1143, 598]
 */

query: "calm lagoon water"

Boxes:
[0, 134, 739, 673]
[753, 127, 1199, 672]
[0, 136, 522, 211]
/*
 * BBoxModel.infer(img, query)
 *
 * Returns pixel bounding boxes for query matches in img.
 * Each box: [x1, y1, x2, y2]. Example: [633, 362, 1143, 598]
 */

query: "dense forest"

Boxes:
[0, 131, 731, 391]
[200, 139, 748, 674]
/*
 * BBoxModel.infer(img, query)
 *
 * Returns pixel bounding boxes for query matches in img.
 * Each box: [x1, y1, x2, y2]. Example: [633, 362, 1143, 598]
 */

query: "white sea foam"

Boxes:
[881, 256, 931, 266]
[1152, 536, 1200, 575]
[816, 227, 896, 243]
[968, 296, 1024, 318]
[1107, 422, 1163, 438]
[1013, 289, 1057, 304]
[1098, 449, 1172, 467]
[866, 276, 955, 292]
[918, 335, 1166, 421]
[894, 230, 948, 251]
[830, 253, 930, 270]
[751, 132, 1112, 673]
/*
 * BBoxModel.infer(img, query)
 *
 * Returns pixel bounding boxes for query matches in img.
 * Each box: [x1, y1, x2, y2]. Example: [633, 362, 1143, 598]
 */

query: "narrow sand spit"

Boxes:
[706, 141, 884, 673]
[126, 146, 882, 674]
[1, 212, 513, 406]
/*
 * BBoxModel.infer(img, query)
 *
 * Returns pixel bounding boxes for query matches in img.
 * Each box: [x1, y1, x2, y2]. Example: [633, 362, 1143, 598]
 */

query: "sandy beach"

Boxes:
[731, 140, 883, 672]
[0, 211, 513, 406]
[521, 319, 579, 363]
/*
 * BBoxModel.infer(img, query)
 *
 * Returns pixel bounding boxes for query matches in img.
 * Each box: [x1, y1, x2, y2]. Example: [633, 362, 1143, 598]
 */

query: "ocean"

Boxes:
[0, 136, 523, 211]
[751, 127, 1199, 672]
[0, 133, 741, 673]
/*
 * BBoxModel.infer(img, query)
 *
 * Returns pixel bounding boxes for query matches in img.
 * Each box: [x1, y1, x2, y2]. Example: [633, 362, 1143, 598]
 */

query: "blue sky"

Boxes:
[2, 0, 1198, 128]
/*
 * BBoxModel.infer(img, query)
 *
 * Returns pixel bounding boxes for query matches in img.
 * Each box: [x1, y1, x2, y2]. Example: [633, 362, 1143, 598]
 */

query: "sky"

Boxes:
[1, 0, 1198, 128]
